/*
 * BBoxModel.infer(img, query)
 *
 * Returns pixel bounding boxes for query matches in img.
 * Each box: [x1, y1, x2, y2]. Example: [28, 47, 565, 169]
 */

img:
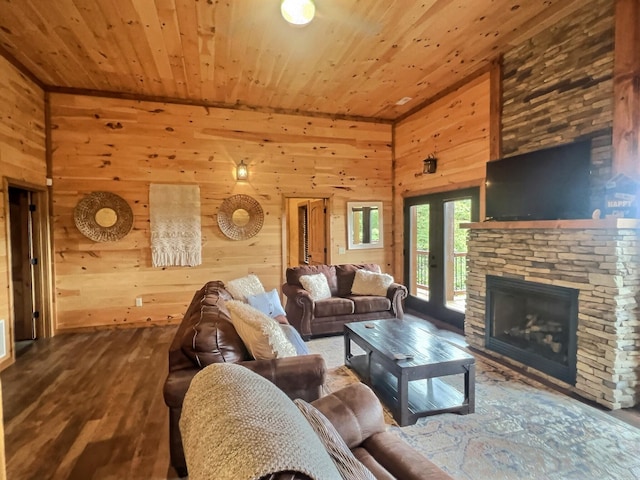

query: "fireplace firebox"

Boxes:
[485, 275, 578, 384]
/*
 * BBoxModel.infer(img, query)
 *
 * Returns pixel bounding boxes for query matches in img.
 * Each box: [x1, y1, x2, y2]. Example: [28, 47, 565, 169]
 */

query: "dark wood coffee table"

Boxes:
[344, 319, 475, 426]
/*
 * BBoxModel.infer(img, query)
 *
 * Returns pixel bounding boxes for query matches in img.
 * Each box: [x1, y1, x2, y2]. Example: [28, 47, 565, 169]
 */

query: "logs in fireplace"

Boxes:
[505, 313, 565, 355]
[485, 275, 578, 384]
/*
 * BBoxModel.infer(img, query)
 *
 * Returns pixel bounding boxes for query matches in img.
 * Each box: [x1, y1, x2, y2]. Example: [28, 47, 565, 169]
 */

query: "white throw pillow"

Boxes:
[226, 274, 265, 302]
[226, 300, 297, 359]
[299, 274, 332, 301]
[350, 269, 394, 296]
[295, 399, 376, 480]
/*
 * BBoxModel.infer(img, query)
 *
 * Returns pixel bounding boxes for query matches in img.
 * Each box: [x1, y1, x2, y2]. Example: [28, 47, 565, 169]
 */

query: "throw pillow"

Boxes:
[225, 274, 265, 302]
[335, 264, 381, 296]
[247, 288, 287, 318]
[350, 269, 394, 296]
[299, 273, 332, 301]
[280, 324, 310, 355]
[294, 399, 376, 480]
[226, 300, 297, 359]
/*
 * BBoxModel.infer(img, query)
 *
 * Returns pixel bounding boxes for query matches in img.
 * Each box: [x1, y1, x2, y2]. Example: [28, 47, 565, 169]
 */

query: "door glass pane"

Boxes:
[410, 204, 430, 301]
[444, 198, 471, 312]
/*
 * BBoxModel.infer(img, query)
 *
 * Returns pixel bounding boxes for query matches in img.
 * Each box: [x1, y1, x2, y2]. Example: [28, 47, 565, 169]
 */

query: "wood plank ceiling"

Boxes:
[0, 0, 588, 121]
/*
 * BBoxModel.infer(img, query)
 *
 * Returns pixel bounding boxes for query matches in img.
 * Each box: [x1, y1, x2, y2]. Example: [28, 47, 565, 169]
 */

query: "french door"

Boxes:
[403, 188, 479, 329]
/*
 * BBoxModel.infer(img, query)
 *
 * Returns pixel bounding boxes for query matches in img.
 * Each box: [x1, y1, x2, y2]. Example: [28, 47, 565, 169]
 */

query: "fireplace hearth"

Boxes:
[485, 275, 578, 384]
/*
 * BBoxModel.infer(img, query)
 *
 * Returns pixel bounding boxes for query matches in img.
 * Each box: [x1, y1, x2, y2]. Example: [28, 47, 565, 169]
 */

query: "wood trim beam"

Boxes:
[489, 56, 503, 161]
[0, 45, 44, 90]
[613, 0, 640, 180]
[46, 86, 393, 125]
[400, 179, 484, 199]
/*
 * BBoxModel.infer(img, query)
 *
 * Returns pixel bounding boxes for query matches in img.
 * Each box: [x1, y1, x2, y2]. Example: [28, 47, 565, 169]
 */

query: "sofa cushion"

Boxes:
[181, 304, 249, 368]
[226, 300, 297, 359]
[351, 270, 394, 296]
[286, 265, 338, 295]
[300, 274, 332, 301]
[226, 274, 265, 302]
[294, 399, 376, 480]
[311, 383, 386, 450]
[349, 296, 392, 314]
[314, 297, 355, 318]
[248, 288, 287, 318]
[335, 264, 381, 297]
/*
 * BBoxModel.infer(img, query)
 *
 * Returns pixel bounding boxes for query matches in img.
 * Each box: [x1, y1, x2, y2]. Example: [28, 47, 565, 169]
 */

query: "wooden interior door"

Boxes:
[9, 187, 36, 341]
[307, 199, 326, 265]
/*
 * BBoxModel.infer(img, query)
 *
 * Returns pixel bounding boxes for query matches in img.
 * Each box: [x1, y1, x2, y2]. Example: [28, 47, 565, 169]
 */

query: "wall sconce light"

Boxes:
[281, 0, 316, 26]
[236, 160, 249, 181]
[423, 155, 438, 174]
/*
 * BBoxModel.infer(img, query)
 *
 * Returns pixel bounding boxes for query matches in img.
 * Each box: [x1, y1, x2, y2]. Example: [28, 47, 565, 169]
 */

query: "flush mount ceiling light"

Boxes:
[281, 0, 316, 26]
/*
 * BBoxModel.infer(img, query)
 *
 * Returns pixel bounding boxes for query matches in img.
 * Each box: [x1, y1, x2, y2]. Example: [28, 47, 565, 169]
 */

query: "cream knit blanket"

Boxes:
[149, 184, 201, 267]
[180, 364, 341, 480]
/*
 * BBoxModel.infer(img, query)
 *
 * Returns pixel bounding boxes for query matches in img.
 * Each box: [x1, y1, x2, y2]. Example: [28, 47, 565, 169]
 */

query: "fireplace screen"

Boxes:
[485, 275, 578, 384]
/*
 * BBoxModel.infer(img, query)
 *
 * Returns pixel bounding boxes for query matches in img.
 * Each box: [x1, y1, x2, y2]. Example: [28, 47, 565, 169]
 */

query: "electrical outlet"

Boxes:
[135, 297, 143, 307]
[338, 246, 346, 254]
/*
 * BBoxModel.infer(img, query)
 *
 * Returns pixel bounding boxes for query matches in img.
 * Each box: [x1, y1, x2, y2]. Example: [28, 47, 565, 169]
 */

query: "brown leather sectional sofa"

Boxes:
[163, 281, 327, 477]
[282, 263, 408, 339]
[312, 382, 454, 479]
[180, 363, 454, 480]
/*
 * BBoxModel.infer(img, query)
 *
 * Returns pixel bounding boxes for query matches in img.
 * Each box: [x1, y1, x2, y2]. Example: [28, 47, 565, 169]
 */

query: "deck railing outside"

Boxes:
[415, 250, 467, 295]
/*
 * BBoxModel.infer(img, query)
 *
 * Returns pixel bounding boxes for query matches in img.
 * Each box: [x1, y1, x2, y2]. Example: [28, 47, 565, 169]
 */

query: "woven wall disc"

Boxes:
[74, 192, 134, 242]
[217, 194, 264, 240]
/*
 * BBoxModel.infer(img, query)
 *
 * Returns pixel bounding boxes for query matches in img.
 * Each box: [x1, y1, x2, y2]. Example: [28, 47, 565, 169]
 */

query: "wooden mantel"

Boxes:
[461, 218, 640, 230]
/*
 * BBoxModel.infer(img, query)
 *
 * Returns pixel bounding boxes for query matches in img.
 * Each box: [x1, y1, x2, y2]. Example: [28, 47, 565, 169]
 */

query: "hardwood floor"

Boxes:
[2, 322, 639, 479]
[1, 326, 181, 480]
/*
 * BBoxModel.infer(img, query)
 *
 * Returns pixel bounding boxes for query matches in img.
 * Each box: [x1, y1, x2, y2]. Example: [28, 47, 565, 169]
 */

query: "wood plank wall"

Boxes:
[50, 93, 393, 330]
[392, 73, 491, 279]
[0, 56, 45, 480]
[0, 56, 47, 361]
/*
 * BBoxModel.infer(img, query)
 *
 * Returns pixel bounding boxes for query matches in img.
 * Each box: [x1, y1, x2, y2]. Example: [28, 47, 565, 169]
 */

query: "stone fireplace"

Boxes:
[464, 219, 640, 410]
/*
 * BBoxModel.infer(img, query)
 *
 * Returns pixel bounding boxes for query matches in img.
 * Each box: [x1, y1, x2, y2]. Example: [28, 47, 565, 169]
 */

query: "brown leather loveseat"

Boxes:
[282, 263, 408, 339]
[163, 281, 327, 477]
[180, 363, 453, 480]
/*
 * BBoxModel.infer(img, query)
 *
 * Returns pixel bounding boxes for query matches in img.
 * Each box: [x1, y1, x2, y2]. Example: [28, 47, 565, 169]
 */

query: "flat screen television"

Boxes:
[485, 140, 592, 221]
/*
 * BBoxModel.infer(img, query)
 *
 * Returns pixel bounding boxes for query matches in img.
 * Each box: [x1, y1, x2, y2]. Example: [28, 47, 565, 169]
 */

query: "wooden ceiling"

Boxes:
[0, 0, 588, 121]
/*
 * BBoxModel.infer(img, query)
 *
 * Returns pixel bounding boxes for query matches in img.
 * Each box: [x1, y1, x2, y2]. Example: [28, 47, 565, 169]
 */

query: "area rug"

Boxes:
[309, 335, 640, 480]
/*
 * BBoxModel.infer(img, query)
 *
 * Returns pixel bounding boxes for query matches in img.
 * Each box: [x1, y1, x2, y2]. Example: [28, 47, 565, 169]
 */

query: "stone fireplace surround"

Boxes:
[464, 219, 640, 410]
